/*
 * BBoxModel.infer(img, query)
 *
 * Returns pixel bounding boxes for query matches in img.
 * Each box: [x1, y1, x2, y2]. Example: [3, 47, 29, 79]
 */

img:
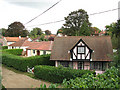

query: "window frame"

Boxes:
[33, 50, 35, 54]
[77, 46, 85, 54]
[90, 62, 107, 71]
[43, 51, 46, 55]
[60, 61, 69, 67]
[78, 61, 84, 70]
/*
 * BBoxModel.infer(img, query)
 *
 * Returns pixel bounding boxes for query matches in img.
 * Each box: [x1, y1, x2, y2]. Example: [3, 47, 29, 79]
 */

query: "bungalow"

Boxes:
[26, 41, 53, 57]
[3, 36, 32, 46]
[50, 36, 113, 74]
[8, 39, 32, 51]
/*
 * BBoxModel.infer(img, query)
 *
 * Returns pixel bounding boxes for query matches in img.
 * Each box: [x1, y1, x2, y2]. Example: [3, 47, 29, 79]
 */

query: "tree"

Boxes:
[115, 20, 120, 54]
[105, 23, 116, 36]
[45, 30, 51, 35]
[5, 22, 28, 37]
[38, 34, 48, 41]
[0, 28, 7, 36]
[104, 23, 119, 49]
[79, 21, 91, 36]
[56, 29, 63, 35]
[114, 20, 120, 38]
[107, 20, 120, 69]
[62, 9, 91, 36]
[90, 27, 101, 34]
[29, 27, 43, 39]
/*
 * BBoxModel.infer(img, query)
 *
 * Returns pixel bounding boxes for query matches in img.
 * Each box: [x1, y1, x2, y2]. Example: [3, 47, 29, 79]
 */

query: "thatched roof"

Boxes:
[50, 36, 113, 61]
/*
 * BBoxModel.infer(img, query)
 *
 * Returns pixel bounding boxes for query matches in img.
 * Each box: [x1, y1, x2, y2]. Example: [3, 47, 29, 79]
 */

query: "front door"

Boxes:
[37, 50, 40, 55]
[78, 62, 84, 70]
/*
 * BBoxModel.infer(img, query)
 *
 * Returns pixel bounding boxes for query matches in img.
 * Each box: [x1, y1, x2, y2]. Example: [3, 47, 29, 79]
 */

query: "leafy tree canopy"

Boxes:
[45, 30, 51, 35]
[105, 21, 120, 50]
[62, 9, 92, 36]
[106, 20, 120, 68]
[90, 27, 101, 34]
[5, 21, 28, 37]
[105, 22, 116, 36]
[29, 27, 43, 39]
[0, 28, 7, 36]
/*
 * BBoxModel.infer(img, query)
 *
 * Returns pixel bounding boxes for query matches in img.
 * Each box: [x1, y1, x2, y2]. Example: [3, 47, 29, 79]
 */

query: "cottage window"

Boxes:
[90, 62, 94, 70]
[43, 51, 46, 55]
[95, 62, 102, 70]
[60, 62, 69, 67]
[78, 62, 84, 70]
[33, 50, 35, 54]
[90, 62, 107, 71]
[77, 46, 85, 54]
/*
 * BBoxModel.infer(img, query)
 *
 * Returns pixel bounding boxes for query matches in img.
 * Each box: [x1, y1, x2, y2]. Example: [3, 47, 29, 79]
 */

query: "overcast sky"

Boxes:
[0, 0, 120, 34]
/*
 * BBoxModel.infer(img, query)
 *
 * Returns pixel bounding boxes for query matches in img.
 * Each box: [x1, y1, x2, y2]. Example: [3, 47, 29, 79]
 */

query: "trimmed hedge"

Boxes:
[2, 46, 8, 50]
[34, 65, 95, 83]
[2, 52, 55, 72]
[4, 49, 23, 55]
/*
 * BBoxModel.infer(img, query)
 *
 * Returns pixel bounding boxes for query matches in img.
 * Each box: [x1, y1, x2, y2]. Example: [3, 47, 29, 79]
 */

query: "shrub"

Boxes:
[62, 66, 119, 88]
[4, 49, 23, 55]
[34, 65, 95, 83]
[2, 52, 55, 72]
[2, 46, 8, 50]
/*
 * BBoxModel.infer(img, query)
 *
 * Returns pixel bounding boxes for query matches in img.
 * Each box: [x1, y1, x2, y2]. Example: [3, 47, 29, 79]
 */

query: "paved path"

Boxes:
[2, 66, 51, 88]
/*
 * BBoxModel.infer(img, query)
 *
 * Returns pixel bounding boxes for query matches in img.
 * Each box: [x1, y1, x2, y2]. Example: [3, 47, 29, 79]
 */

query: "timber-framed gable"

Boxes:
[70, 39, 93, 61]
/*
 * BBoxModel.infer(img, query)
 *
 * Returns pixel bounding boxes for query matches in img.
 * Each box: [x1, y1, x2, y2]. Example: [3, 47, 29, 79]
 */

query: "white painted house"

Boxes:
[26, 41, 53, 57]
[3, 36, 32, 46]
[8, 38, 32, 51]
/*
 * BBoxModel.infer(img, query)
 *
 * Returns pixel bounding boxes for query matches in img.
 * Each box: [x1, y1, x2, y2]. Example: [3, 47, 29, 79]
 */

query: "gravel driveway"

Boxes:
[2, 66, 51, 88]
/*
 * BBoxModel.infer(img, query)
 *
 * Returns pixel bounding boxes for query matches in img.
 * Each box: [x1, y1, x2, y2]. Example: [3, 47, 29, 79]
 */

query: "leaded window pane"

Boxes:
[90, 62, 105, 70]
[90, 62, 94, 70]
[103, 62, 107, 71]
[60, 62, 69, 67]
[78, 47, 85, 53]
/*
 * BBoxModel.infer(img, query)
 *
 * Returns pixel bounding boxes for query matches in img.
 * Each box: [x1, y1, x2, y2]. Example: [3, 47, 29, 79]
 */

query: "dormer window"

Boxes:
[77, 46, 85, 54]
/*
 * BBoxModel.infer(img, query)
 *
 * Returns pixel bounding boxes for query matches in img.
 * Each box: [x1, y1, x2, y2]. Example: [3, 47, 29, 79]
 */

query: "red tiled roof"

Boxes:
[27, 41, 53, 51]
[5, 37, 26, 42]
[9, 39, 31, 47]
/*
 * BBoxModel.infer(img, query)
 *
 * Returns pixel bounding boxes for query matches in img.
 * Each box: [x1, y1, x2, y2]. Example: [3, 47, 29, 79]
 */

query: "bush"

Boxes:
[34, 65, 95, 83]
[2, 85, 6, 89]
[2, 52, 55, 72]
[62, 66, 119, 88]
[4, 49, 23, 55]
[2, 46, 8, 50]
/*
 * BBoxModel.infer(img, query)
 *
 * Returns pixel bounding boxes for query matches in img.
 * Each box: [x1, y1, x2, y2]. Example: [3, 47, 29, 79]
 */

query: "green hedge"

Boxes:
[2, 52, 55, 72]
[2, 46, 8, 50]
[4, 49, 23, 55]
[62, 66, 119, 88]
[34, 65, 95, 83]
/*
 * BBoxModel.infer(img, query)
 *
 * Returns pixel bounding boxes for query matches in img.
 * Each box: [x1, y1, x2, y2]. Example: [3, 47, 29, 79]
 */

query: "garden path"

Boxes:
[2, 66, 51, 88]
